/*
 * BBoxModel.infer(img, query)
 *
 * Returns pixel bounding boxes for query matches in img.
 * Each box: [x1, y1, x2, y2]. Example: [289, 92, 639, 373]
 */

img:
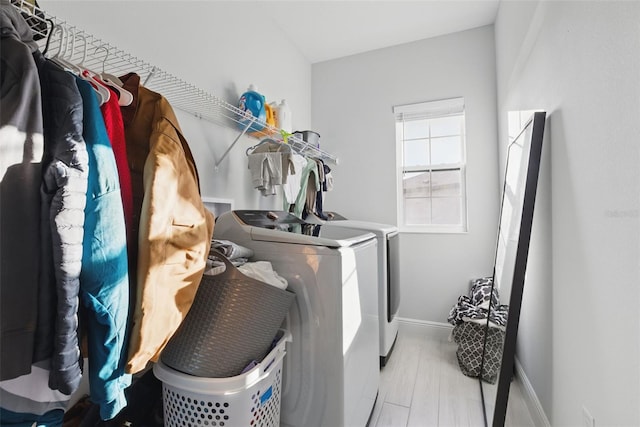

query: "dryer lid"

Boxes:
[233, 210, 376, 248]
[305, 212, 398, 236]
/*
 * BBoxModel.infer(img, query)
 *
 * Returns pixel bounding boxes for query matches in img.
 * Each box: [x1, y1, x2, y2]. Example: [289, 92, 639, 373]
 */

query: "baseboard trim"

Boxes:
[397, 317, 453, 329]
[514, 358, 551, 427]
[396, 317, 453, 338]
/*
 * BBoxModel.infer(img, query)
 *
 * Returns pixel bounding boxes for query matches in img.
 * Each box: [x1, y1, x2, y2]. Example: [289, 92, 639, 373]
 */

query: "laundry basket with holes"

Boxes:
[153, 329, 291, 427]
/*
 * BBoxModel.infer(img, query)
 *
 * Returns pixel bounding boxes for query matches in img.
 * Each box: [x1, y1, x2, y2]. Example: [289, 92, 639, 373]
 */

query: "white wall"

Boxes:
[495, 1, 640, 425]
[40, 1, 312, 212]
[312, 26, 500, 322]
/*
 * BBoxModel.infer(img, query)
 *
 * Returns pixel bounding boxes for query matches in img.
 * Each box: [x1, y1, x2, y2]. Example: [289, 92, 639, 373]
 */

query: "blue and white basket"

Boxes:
[153, 330, 291, 427]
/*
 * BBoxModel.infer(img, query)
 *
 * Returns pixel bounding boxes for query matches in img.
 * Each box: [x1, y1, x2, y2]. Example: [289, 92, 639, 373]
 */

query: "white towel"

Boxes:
[238, 261, 288, 290]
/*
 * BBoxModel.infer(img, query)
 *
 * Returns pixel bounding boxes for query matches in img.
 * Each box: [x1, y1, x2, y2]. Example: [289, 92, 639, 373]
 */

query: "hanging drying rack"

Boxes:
[10, 0, 339, 167]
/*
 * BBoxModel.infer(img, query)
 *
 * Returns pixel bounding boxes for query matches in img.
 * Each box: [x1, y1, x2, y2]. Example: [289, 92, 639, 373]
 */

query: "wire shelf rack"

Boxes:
[10, 0, 338, 166]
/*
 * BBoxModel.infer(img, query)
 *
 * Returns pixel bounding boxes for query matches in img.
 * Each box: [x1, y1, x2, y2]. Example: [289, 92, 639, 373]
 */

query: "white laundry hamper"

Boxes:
[153, 330, 291, 427]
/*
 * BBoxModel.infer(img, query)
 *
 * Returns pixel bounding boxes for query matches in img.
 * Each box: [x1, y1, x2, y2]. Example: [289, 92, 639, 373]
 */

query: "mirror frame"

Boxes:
[481, 111, 547, 426]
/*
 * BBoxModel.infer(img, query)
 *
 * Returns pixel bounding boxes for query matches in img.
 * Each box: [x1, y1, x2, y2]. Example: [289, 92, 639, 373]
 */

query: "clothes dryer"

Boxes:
[306, 212, 400, 366]
[214, 210, 379, 427]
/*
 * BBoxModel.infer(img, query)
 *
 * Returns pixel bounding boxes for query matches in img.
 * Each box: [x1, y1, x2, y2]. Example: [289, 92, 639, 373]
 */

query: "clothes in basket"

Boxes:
[448, 277, 509, 384]
[160, 250, 295, 378]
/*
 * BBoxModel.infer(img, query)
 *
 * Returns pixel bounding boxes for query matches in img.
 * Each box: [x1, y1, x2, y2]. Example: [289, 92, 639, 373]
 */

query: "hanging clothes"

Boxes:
[0, 0, 45, 382]
[0, 5, 70, 424]
[100, 86, 134, 249]
[324, 164, 334, 191]
[1, 407, 64, 427]
[312, 159, 327, 220]
[291, 157, 320, 219]
[314, 163, 333, 220]
[303, 159, 324, 218]
[119, 73, 215, 375]
[247, 139, 295, 196]
[248, 151, 282, 195]
[282, 152, 308, 208]
[33, 50, 88, 396]
[0, 361, 68, 425]
[75, 77, 132, 420]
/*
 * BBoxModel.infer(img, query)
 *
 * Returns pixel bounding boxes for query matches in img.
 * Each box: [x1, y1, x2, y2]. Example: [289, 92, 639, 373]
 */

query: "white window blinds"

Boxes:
[393, 97, 465, 121]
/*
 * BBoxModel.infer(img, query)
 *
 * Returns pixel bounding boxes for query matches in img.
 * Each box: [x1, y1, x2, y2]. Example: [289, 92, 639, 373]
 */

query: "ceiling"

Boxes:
[255, 1, 501, 63]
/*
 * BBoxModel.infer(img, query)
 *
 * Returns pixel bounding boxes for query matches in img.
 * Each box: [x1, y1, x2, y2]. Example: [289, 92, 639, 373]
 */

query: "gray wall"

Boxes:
[495, 1, 640, 424]
[312, 26, 500, 323]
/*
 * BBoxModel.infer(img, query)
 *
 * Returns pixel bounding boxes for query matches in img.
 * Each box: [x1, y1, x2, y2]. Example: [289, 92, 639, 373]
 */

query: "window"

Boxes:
[394, 97, 467, 232]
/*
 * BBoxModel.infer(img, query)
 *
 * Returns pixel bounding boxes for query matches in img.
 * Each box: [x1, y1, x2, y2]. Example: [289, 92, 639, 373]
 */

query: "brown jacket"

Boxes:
[120, 73, 214, 374]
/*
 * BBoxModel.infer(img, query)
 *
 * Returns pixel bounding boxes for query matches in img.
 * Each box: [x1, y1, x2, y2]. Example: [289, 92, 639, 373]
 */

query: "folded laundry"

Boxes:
[210, 239, 254, 260]
[204, 239, 254, 275]
[204, 257, 249, 276]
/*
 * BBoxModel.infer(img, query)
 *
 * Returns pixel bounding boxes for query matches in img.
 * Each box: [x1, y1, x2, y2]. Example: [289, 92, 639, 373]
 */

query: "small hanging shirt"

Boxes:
[282, 153, 308, 205]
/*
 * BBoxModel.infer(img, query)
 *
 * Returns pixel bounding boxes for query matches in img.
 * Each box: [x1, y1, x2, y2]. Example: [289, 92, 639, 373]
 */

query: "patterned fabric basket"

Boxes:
[452, 321, 505, 384]
[161, 250, 295, 378]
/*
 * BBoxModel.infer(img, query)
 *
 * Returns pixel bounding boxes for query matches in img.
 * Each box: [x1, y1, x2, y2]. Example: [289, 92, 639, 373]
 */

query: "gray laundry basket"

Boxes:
[160, 249, 295, 378]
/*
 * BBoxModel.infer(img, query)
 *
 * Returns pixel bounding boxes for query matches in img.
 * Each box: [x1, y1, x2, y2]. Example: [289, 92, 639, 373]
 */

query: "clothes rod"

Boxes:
[10, 0, 339, 165]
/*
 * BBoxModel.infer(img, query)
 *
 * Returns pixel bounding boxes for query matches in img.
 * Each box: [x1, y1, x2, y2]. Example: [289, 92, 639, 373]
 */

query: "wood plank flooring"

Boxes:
[367, 322, 536, 427]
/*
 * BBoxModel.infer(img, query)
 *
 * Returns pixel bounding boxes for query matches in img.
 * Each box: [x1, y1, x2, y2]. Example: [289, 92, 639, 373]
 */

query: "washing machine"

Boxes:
[306, 212, 400, 366]
[214, 210, 380, 427]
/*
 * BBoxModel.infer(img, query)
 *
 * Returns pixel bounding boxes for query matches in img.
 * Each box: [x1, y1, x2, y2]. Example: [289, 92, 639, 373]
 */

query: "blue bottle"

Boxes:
[238, 84, 266, 132]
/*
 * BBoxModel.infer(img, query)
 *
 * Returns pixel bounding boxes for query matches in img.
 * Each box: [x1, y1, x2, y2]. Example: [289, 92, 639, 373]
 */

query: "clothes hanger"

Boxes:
[245, 138, 280, 156]
[48, 26, 83, 74]
[94, 45, 125, 87]
[88, 45, 133, 106]
[48, 27, 108, 105]
[45, 25, 64, 58]
[41, 18, 55, 55]
[67, 31, 110, 105]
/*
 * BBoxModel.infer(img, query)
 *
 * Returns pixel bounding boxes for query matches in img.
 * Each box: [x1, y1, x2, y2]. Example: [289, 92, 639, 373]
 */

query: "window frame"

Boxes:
[394, 98, 468, 234]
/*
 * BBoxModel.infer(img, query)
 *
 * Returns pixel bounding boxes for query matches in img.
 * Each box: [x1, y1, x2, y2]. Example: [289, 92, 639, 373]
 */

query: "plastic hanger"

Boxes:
[92, 45, 133, 106]
[49, 26, 84, 74]
[95, 45, 124, 87]
[41, 18, 55, 55]
[47, 27, 108, 105]
[46, 25, 65, 59]
[245, 138, 278, 156]
[94, 74, 134, 107]
[63, 31, 111, 105]
[245, 138, 293, 156]
[71, 32, 110, 105]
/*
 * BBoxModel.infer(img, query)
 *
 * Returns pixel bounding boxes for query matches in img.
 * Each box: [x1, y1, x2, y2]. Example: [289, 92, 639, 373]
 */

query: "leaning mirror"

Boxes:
[481, 111, 546, 426]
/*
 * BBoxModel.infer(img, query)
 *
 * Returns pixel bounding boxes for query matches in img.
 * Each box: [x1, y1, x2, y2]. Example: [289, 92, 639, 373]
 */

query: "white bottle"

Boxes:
[277, 99, 293, 133]
[269, 102, 279, 128]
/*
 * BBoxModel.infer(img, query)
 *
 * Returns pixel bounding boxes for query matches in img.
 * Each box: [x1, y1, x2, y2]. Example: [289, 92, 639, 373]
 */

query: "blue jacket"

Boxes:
[75, 78, 131, 420]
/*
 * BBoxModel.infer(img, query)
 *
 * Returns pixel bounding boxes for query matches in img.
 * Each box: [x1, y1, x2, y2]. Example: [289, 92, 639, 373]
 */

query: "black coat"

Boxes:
[0, 0, 45, 382]
[34, 51, 89, 396]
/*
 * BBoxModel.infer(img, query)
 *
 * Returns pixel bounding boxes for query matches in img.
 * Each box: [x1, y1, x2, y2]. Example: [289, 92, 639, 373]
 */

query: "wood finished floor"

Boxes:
[367, 322, 536, 427]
